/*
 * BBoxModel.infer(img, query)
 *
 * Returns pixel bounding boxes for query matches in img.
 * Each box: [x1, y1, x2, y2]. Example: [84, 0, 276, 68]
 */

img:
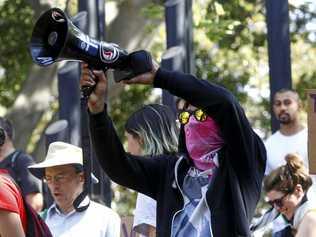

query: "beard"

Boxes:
[277, 112, 292, 124]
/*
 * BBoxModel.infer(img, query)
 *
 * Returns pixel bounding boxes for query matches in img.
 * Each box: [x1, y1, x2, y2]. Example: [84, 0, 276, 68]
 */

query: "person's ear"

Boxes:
[132, 133, 143, 146]
[177, 99, 188, 111]
[294, 184, 303, 197]
[79, 172, 84, 182]
[138, 136, 144, 146]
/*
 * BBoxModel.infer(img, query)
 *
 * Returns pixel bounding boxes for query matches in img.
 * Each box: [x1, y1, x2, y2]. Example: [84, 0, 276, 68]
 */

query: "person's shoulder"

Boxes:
[265, 131, 281, 145]
[0, 174, 8, 190]
[152, 153, 177, 162]
[267, 131, 281, 140]
[0, 173, 16, 190]
[304, 209, 316, 223]
[137, 192, 156, 204]
[0, 174, 21, 209]
[89, 201, 120, 217]
[144, 153, 178, 169]
[15, 150, 34, 161]
[14, 150, 35, 166]
[298, 210, 316, 234]
[299, 127, 308, 136]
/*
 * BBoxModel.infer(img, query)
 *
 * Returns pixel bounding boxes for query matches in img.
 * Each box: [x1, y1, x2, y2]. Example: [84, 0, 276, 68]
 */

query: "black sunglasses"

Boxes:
[268, 193, 288, 208]
[178, 109, 207, 125]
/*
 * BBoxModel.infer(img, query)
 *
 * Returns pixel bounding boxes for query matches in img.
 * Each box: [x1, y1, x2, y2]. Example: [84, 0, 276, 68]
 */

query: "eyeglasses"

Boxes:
[268, 193, 288, 208]
[43, 174, 71, 184]
[178, 109, 207, 125]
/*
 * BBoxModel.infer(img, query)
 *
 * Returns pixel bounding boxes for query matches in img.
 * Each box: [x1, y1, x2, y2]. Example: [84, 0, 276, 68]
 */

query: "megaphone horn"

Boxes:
[29, 8, 152, 82]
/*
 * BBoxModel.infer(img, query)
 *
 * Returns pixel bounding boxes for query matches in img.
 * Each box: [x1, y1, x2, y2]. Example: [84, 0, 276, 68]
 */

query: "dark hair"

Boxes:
[72, 164, 83, 173]
[0, 116, 14, 140]
[273, 88, 300, 104]
[264, 153, 312, 194]
[125, 104, 179, 155]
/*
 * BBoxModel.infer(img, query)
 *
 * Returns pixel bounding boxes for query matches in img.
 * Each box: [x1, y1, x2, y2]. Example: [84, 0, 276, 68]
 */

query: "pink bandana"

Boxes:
[184, 115, 224, 171]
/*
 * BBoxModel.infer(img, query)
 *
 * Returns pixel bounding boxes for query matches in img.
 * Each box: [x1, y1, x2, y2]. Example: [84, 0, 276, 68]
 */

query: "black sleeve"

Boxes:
[154, 68, 266, 186]
[89, 107, 169, 199]
[15, 152, 41, 196]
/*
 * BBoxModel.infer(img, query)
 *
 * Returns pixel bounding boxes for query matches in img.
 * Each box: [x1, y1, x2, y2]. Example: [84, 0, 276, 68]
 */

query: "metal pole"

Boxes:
[266, 0, 292, 132]
[165, 0, 185, 48]
[165, 0, 194, 74]
[164, 0, 185, 111]
[58, 62, 81, 146]
[78, 0, 111, 207]
[161, 46, 185, 114]
[184, 0, 195, 75]
[43, 120, 69, 208]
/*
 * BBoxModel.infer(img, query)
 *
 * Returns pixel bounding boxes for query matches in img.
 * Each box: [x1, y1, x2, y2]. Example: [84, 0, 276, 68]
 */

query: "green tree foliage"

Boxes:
[110, 85, 152, 139]
[194, 1, 316, 136]
[195, 1, 266, 102]
[109, 2, 164, 140]
[0, 0, 34, 108]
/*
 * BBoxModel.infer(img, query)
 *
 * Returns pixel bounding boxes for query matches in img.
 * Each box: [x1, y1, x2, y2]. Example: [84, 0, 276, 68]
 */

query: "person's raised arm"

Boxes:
[79, 63, 165, 198]
[79, 63, 107, 114]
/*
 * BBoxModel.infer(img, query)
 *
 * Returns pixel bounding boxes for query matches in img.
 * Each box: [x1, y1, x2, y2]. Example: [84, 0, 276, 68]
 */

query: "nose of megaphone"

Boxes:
[29, 8, 68, 66]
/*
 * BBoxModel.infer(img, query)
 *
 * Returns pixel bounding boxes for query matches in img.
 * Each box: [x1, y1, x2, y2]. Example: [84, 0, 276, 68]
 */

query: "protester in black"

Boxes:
[80, 59, 266, 237]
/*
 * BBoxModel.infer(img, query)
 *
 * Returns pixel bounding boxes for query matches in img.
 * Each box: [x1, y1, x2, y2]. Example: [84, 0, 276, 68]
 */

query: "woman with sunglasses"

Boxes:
[263, 153, 316, 236]
[80, 56, 266, 237]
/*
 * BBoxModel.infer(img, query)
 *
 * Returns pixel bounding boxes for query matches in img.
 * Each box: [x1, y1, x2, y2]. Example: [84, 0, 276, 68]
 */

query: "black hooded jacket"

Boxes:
[89, 68, 266, 237]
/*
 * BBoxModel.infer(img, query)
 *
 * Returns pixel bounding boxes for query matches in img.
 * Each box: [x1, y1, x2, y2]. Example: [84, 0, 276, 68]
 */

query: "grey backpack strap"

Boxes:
[10, 150, 22, 185]
[10, 150, 21, 169]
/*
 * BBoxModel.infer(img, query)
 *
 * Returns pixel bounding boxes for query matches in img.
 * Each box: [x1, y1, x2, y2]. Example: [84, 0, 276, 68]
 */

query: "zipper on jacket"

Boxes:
[204, 194, 214, 237]
[170, 156, 186, 237]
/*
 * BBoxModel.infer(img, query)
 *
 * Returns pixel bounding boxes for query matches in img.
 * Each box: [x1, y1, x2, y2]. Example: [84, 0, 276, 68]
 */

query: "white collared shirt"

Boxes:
[45, 200, 120, 237]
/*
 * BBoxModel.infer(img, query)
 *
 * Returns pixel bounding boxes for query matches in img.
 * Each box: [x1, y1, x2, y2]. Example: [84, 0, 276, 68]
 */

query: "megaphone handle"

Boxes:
[81, 85, 96, 98]
[81, 67, 108, 98]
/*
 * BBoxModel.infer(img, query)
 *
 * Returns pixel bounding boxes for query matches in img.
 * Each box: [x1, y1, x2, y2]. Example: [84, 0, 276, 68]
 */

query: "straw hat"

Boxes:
[29, 141, 83, 179]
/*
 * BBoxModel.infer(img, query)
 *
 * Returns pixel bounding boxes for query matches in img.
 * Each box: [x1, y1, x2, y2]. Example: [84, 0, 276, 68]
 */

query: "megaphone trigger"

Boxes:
[81, 85, 96, 98]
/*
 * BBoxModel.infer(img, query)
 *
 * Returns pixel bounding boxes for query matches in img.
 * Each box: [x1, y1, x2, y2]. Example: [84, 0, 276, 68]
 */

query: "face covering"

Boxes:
[184, 115, 224, 171]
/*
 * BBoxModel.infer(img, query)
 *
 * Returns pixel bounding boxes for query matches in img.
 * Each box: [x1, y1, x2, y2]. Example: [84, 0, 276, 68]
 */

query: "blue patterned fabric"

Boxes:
[171, 167, 215, 237]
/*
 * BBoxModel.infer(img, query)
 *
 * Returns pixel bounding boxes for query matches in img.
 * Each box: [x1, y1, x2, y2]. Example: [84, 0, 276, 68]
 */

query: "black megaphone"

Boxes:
[29, 8, 152, 82]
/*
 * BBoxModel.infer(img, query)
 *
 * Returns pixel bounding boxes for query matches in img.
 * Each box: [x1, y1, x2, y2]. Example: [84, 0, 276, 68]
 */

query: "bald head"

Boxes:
[273, 89, 300, 104]
[273, 89, 301, 125]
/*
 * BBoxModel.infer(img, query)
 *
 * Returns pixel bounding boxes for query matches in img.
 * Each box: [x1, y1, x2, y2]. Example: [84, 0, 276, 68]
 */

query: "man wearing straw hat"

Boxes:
[28, 141, 120, 237]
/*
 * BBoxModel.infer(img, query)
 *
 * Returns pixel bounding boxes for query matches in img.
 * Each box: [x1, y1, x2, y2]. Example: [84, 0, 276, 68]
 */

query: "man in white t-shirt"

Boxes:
[265, 88, 316, 236]
[265, 128, 307, 174]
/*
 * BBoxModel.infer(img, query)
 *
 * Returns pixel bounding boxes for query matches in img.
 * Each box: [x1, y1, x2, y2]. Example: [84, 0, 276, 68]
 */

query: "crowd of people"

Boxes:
[0, 51, 315, 237]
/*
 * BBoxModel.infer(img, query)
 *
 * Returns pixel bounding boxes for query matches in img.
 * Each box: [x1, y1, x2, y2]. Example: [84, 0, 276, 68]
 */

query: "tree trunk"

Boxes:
[106, 0, 163, 100]
[6, 65, 58, 154]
